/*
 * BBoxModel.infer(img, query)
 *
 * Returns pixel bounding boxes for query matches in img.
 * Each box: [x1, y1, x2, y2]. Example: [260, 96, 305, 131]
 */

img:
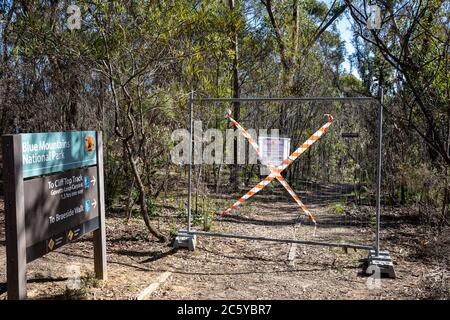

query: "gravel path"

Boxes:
[0, 191, 448, 300]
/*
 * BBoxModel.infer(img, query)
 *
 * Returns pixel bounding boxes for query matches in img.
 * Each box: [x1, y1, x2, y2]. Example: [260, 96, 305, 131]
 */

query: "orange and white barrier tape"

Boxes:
[277, 114, 334, 172]
[222, 112, 334, 225]
[226, 110, 261, 155]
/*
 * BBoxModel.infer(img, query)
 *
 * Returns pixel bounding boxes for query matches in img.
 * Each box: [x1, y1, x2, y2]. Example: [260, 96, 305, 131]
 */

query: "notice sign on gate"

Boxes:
[2, 131, 107, 300]
[258, 136, 291, 175]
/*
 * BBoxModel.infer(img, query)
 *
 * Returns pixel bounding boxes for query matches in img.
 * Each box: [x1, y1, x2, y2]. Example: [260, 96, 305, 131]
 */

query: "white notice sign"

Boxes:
[258, 136, 291, 175]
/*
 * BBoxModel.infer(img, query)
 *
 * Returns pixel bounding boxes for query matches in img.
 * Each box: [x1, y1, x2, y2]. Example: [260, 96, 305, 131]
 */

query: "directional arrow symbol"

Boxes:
[91, 176, 96, 186]
[92, 198, 97, 208]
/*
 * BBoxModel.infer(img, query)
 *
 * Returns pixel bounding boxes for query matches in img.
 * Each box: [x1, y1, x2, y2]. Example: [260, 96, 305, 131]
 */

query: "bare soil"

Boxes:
[0, 187, 449, 300]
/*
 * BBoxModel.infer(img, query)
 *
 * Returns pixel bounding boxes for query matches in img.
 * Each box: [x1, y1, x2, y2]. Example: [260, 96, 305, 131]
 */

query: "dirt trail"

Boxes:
[0, 192, 448, 300]
[151, 196, 417, 300]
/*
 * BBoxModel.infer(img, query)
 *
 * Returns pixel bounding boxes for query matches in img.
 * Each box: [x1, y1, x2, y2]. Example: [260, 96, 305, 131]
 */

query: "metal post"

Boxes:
[375, 88, 384, 256]
[187, 91, 194, 233]
[194, 96, 376, 103]
[185, 230, 373, 250]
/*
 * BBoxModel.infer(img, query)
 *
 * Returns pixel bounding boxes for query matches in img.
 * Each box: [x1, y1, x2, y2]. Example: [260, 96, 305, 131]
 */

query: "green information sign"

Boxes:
[21, 131, 97, 178]
[2, 130, 107, 300]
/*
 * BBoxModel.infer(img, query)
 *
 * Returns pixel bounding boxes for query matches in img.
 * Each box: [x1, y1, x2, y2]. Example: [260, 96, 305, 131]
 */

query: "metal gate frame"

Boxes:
[181, 92, 384, 256]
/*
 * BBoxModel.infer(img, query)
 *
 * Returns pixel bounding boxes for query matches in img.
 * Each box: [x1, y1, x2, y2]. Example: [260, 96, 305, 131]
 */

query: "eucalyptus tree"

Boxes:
[348, 0, 449, 219]
[346, 0, 449, 167]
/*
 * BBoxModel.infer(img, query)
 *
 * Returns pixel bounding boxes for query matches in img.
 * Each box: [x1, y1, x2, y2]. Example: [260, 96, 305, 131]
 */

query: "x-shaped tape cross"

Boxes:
[222, 111, 334, 225]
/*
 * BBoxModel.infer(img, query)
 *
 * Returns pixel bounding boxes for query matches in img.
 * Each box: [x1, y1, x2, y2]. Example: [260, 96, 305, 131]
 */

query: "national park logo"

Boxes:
[84, 135, 95, 154]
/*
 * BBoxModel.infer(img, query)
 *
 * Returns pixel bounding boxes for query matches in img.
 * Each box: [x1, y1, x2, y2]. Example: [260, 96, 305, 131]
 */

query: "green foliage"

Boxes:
[389, 163, 449, 224]
[192, 195, 216, 231]
[169, 224, 179, 238]
[330, 202, 346, 214]
[339, 74, 365, 94]
[350, 185, 368, 200]
[146, 197, 157, 217]
[105, 147, 128, 209]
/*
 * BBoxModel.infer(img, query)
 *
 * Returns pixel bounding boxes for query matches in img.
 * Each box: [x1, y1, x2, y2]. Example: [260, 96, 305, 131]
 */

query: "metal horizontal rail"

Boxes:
[183, 230, 373, 251]
[193, 96, 378, 103]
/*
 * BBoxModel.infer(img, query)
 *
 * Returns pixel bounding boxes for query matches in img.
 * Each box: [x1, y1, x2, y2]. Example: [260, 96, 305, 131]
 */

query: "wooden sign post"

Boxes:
[2, 131, 107, 300]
